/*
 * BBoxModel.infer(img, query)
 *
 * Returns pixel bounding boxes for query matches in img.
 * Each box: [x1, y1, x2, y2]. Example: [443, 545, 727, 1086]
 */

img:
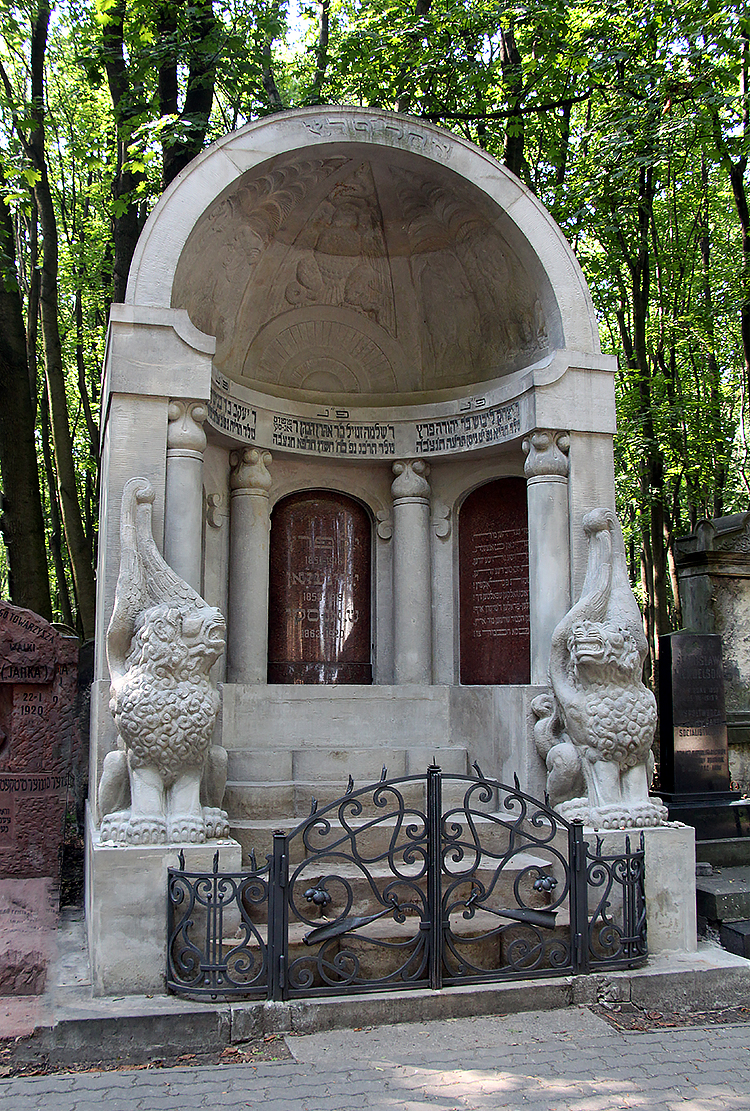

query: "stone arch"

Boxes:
[125, 108, 602, 404]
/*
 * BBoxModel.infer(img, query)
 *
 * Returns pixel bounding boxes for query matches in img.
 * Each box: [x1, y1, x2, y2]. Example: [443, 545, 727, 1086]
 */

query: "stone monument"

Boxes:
[658, 631, 750, 839]
[0, 603, 79, 994]
[87, 108, 696, 990]
[674, 511, 750, 792]
[532, 508, 668, 829]
[87, 479, 241, 994]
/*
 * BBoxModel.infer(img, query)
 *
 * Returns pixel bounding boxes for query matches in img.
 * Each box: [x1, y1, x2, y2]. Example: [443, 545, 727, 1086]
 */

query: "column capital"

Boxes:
[391, 458, 431, 501]
[167, 399, 208, 454]
[522, 430, 570, 479]
[230, 448, 273, 495]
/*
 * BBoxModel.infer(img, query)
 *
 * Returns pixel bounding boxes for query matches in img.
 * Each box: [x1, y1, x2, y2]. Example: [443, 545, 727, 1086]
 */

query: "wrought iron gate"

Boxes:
[167, 766, 647, 999]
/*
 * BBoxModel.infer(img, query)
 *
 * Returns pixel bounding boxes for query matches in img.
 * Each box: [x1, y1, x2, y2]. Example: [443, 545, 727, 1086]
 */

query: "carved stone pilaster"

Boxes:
[227, 450, 273, 684]
[205, 492, 228, 530]
[522, 430, 571, 684]
[391, 459, 431, 501]
[376, 509, 393, 541]
[167, 400, 208, 457]
[431, 502, 451, 538]
[522, 430, 570, 480]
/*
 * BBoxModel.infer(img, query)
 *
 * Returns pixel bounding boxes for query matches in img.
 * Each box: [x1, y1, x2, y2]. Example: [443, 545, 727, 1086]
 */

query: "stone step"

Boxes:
[273, 850, 557, 921]
[225, 746, 470, 783]
[225, 771, 478, 820]
[695, 839, 750, 869]
[219, 904, 572, 988]
[696, 865, 750, 923]
[228, 813, 567, 877]
[720, 920, 750, 959]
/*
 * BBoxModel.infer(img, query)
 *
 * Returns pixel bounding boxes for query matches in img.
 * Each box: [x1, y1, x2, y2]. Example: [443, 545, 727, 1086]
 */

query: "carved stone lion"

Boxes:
[98, 478, 230, 845]
[532, 508, 668, 829]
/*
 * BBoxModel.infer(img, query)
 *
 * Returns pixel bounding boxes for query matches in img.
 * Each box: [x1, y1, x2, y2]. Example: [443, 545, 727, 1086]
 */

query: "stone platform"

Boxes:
[3, 907, 750, 1068]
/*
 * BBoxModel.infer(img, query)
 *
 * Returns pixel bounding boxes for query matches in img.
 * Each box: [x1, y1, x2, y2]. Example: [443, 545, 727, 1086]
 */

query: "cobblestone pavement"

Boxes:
[2, 1007, 750, 1110]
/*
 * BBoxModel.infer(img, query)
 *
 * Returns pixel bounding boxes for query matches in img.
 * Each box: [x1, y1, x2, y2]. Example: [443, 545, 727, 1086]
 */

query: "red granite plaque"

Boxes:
[459, 478, 530, 685]
[268, 492, 372, 684]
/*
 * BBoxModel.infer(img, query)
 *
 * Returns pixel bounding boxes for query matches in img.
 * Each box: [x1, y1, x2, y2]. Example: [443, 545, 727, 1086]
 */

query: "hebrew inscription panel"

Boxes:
[459, 478, 530, 685]
[268, 492, 372, 684]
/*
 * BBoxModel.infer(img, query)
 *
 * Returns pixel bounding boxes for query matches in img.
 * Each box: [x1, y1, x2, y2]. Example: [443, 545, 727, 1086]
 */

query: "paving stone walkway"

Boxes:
[2, 1007, 749, 1110]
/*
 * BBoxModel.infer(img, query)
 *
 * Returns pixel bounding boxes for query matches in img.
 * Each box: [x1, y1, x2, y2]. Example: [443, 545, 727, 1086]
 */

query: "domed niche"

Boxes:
[172, 143, 562, 404]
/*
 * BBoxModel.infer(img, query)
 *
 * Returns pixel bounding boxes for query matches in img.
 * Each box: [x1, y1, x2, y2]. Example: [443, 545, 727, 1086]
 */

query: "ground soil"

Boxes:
[591, 1001, 750, 1032]
[0, 1033, 293, 1079]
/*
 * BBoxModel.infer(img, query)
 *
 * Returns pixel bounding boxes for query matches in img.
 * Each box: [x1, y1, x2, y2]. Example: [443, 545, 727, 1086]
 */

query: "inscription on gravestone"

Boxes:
[0, 603, 79, 878]
[268, 492, 372, 684]
[659, 632, 730, 795]
[459, 477, 530, 685]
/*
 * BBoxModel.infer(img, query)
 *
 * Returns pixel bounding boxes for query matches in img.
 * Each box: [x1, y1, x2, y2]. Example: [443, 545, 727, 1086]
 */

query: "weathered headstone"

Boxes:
[674, 511, 750, 793]
[659, 633, 730, 794]
[0, 602, 80, 994]
[658, 631, 750, 839]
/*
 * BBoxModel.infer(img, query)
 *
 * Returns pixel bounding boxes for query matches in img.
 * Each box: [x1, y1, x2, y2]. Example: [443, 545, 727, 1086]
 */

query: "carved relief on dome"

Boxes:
[172, 156, 348, 351]
[282, 161, 396, 337]
[390, 165, 548, 387]
[243, 309, 401, 395]
[173, 145, 553, 396]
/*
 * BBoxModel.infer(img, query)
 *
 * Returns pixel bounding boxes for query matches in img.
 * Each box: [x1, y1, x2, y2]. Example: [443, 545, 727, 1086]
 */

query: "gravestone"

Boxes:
[674, 511, 750, 792]
[0, 602, 80, 994]
[658, 631, 750, 839]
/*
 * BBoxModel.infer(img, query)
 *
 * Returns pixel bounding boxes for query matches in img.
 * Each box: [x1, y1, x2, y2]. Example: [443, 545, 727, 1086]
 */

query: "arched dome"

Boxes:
[126, 108, 601, 404]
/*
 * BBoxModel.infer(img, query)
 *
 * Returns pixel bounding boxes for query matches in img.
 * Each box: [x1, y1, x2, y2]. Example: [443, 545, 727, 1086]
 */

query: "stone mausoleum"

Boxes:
[87, 108, 661, 992]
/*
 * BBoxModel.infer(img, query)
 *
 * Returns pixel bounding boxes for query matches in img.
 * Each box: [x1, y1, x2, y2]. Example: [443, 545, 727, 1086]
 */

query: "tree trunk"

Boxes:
[0, 164, 53, 620]
[29, 0, 96, 636]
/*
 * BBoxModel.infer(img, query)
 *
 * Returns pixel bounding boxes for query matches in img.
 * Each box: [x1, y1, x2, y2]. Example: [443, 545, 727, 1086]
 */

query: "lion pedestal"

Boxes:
[87, 819, 241, 995]
[88, 478, 243, 995]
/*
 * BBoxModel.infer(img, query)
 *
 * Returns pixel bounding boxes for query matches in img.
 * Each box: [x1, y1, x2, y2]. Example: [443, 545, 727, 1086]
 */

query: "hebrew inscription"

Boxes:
[459, 478, 530, 685]
[208, 374, 523, 458]
[268, 492, 372, 684]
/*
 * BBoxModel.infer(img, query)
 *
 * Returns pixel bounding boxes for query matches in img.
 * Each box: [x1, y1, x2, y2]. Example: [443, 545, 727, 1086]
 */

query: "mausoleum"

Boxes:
[89, 109, 679, 994]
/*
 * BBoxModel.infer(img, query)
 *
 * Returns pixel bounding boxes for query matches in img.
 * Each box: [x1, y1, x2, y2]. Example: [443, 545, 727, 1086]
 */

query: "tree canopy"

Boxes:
[1, 0, 748, 671]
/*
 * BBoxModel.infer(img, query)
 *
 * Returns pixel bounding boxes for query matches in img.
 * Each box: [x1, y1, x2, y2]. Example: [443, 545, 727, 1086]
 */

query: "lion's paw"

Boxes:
[101, 812, 168, 844]
[203, 807, 229, 839]
[168, 815, 207, 844]
[99, 811, 132, 843]
[128, 815, 168, 844]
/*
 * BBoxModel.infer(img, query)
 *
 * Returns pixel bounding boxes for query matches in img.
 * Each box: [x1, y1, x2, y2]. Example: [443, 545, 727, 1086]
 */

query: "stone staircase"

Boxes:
[696, 839, 750, 959]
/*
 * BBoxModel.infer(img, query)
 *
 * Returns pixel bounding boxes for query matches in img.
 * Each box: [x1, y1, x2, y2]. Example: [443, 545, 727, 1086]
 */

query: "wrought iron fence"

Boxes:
[167, 766, 647, 1000]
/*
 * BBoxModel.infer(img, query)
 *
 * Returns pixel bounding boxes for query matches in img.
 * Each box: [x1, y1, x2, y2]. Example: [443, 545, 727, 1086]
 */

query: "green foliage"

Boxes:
[0, 0, 748, 655]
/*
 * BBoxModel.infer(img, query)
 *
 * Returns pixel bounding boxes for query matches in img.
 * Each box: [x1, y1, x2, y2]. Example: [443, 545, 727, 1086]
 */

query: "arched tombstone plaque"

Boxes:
[459, 478, 530, 685]
[268, 492, 372, 684]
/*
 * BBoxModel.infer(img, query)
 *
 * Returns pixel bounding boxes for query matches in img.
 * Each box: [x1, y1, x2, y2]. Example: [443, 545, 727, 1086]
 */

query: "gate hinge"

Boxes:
[574, 931, 585, 965]
[279, 854, 288, 888]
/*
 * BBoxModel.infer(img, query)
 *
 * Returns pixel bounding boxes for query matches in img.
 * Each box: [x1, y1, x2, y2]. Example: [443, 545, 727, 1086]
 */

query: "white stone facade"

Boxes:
[89, 111, 623, 991]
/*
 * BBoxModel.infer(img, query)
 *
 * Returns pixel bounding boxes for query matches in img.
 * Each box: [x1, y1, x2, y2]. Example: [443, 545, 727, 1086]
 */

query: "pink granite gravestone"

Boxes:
[0, 603, 79, 995]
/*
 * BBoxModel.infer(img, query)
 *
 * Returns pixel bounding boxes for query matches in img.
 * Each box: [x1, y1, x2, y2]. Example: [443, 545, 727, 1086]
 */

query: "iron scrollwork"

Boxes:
[166, 768, 648, 1001]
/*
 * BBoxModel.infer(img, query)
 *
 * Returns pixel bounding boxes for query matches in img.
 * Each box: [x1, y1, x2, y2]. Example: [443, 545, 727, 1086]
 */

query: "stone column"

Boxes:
[165, 400, 207, 592]
[227, 449, 273, 684]
[523, 430, 571, 685]
[391, 459, 432, 684]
